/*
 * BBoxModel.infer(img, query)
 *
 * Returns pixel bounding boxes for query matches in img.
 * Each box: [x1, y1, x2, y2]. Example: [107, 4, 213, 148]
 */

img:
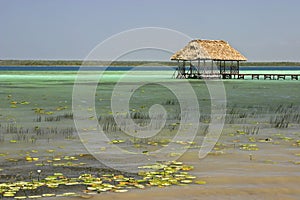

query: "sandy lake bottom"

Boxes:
[0, 70, 300, 199]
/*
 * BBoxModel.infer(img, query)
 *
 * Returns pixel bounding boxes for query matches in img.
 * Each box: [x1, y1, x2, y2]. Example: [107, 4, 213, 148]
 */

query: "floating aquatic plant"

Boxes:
[25, 156, 39, 162]
[239, 144, 259, 151]
[292, 161, 300, 165]
[108, 140, 125, 144]
[293, 140, 300, 147]
[281, 137, 293, 142]
[264, 160, 277, 164]
[208, 151, 225, 156]
[0, 161, 204, 199]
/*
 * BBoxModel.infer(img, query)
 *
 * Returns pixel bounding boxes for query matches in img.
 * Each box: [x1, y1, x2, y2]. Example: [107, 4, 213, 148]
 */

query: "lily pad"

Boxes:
[195, 180, 207, 185]
[114, 189, 128, 193]
[42, 194, 56, 197]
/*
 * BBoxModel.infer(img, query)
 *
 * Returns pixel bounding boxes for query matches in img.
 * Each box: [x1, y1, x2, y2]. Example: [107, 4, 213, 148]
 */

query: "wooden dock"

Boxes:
[222, 74, 300, 80]
[173, 71, 300, 80]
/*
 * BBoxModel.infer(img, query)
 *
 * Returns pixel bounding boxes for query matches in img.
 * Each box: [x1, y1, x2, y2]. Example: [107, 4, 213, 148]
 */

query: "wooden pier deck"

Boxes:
[222, 74, 300, 80]
[174, 71, 300, 80]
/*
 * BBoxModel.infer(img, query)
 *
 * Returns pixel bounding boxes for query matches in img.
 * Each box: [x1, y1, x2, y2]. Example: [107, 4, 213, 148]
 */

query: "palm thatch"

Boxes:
[171, 40, 247, 61]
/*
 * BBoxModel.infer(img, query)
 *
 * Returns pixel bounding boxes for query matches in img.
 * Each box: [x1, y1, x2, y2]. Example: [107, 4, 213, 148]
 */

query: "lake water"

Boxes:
[0, 68, 300, 200]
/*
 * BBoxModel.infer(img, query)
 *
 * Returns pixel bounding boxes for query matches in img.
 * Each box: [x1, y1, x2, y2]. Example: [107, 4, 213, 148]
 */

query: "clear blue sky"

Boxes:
[1, 0, 300, 61]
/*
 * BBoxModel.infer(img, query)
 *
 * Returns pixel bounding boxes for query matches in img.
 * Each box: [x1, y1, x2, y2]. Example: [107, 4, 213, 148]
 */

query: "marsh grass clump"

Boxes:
[61, 112, 73, 119]
[34, 112, 73, 122]
[235, 127, 259, 136]
[270, 115, 289, 128]
[34, 115, 42, 122]
[163, 99, 179, 105]
[225, 104, 274, 125]
[0, 122, 76, 142]
[225, 106, 250, 124]
[0, 134, 4, 143]
[199, 115, 211, 123]
[98, 115, 118, 132]
[269, 104, 300, 128]
[44, 116, 61, 122]
[129, 111, 150, 120]
[12, 132, 36, 143]
[98, 109, 181, 133]
[5, 123, 18, 134]
[241, 126, 260, 135]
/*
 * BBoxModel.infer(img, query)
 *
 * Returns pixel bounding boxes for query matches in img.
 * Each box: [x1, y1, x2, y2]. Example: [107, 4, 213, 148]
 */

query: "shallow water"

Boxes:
[0, 70, 300, 199]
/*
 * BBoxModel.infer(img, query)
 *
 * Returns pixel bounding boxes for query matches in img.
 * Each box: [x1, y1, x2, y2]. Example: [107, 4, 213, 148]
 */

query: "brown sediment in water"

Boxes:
[64, 143, 300, 200]
[82, 184, 299, 200]
[67, 136, 300, 200]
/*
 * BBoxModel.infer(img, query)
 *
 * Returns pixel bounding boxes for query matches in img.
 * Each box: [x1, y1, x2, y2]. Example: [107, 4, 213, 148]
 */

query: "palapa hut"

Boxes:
[171, 40, 247, 79]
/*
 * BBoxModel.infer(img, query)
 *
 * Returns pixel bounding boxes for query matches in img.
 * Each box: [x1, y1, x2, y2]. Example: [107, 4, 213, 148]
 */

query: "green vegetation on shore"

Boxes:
[240, 62, 300, 66]
[0, 60, 300, 66]
[0, 60, 176, 66]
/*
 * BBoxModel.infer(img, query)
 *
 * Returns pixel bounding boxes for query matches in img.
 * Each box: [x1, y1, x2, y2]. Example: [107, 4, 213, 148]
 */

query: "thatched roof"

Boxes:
[171, 40, 247, 61]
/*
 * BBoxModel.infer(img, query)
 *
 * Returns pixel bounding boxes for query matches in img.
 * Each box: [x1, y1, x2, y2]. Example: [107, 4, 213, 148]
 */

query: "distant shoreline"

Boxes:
[0, 60, 300, 66]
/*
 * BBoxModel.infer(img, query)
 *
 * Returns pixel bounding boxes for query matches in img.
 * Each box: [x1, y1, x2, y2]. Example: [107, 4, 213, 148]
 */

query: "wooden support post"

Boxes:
[175, 60, 179, 79]
[291, 75, 298, 80]
[198, 59, 200, 75]
[182, 61, 186, 78]
[252, 74, 259, 80]
[277, 75, 285, 80]
[238, 74, 244, 79]
[264, 75, 272, 80]
[189, 61, 192, 77]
